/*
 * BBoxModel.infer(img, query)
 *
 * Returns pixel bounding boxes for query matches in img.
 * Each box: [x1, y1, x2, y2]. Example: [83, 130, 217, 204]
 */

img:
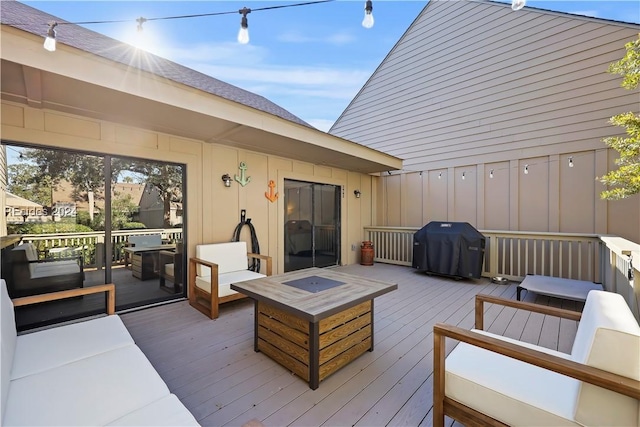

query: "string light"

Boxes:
[238, 7, 250, 44]
[362, 0, 374, 29]
[462, 172, 466, 180]
[524, 164, 529, 175]
[511, 0, 526, 11]
[569, 157, 574, 168]
[136, 17, 146, 32]
[43, 21, 57, 51]
[438, 172, 442, 179]
[489, 169, 494, 179]
[28, 0, 334, 49]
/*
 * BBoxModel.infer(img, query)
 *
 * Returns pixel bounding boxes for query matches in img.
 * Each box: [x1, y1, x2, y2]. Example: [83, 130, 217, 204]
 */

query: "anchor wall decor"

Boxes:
[234, 162, 251, 187]
[265, 180, 279, 202]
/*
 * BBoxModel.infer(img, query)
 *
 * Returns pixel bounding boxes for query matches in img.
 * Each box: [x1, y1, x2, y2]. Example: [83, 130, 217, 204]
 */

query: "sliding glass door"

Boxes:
[2, 142, 186, 330]
[284, 179, 340, 272]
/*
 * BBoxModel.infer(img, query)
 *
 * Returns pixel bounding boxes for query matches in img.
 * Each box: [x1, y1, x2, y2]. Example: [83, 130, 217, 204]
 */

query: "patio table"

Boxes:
[231, 267, 397, 389]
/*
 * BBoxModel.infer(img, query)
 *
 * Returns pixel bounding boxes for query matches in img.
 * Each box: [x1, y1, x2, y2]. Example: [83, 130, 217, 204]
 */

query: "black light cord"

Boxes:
[232, 217, 261, 273]
[7, 0, 335, 28]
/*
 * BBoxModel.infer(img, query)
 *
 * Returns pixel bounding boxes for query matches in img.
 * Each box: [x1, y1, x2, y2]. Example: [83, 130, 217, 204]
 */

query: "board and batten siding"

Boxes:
[1, 102, 378, 271]
[331, 0, 640, 243]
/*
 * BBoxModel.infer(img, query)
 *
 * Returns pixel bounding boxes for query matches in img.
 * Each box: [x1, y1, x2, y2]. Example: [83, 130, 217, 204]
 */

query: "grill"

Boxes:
[412, 221, 485, 279]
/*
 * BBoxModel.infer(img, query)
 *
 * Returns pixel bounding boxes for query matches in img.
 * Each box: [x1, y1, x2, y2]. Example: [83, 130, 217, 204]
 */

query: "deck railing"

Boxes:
[364, 226, 639, 321]
[18, 229, 183, 268]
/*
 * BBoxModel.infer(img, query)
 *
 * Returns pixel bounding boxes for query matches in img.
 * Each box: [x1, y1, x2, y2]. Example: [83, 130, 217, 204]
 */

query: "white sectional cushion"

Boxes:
[11, 315, 134, 380]
[195, 270, 265, 296]
[107, 394, 199, 426]
[4, 345, 170, 426]
[570, 291, 640, 426]
[445, 339, 580, 426]
[1, 280, 17, 423]
[196, 242, 249, 276]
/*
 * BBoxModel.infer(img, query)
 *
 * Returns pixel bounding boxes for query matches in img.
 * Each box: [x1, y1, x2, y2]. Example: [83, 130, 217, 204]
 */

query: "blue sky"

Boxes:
[21, 1, 640, 131]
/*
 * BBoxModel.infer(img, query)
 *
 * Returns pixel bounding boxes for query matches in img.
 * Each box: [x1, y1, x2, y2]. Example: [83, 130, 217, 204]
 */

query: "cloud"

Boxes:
[158, 40, 368, 127]
[277, 30, 355, 45]
[307, 119, 335, 132]
[195, 64, 369, 88]
[160, 42, 269, 67]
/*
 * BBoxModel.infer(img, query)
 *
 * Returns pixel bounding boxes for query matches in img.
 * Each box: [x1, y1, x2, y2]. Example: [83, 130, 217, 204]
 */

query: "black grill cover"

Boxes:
[412, 221, 485, 279]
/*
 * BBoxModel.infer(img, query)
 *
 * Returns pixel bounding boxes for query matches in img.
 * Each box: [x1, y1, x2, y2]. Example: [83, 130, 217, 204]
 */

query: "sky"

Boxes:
[18, 0, 640, 132]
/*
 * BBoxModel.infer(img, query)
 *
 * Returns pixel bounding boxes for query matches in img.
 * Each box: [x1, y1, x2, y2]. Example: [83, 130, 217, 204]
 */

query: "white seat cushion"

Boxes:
[195, 271, 265, 297]
[11, 315, 134, 380]
[4, 345, 170, 426]
[107, 394, 199, 426]
[1, 279, 17, 422]
[445, 336, 580, 426]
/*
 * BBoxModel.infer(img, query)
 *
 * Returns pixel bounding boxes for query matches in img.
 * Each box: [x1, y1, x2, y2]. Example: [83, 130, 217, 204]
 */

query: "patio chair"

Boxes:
[8, 242, 84, 298]
[433, 292, 640, 427]
[124, 234, 162, 268]
[188, 242, 272, 319]
[159, 242, 183, 292]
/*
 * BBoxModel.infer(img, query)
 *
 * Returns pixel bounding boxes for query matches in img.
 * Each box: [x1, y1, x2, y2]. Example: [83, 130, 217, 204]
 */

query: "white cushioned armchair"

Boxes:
[433, 291, 640, 427]
[189, 241, 272, 319]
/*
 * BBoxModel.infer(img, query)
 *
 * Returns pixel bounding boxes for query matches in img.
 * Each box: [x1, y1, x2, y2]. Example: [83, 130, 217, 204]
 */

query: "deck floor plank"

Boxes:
[120, 264, 580, 427]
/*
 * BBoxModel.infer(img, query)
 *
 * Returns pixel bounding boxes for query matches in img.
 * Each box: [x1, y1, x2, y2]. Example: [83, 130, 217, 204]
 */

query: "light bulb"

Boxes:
[511, 0, 525, 11]
[569, 157, 574, 168]
[43, 22, 57, 52]
[43, 36, 56, 52]
[462, 172, 466, 180]
[524, 165, 529, 175]
[489, 169, 494, 179]
[238, 9, 250, 44]
[362, 0, 374, 29]
[237, 27, 249, 44]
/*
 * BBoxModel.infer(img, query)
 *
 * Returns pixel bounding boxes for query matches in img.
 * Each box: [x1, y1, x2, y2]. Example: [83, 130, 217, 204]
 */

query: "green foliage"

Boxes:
[7, 164, 55, 206]
[607, 35, 640, 90]
[7, 222, 93, 235]
[600, 34, 640, 200]
[120, 222, 147, 230]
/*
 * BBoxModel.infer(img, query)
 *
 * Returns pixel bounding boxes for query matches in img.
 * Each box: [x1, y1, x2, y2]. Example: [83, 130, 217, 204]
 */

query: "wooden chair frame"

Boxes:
[12, 283, 116, 314]
[433, 294, 640, 427]
[188, 252, 272, 319]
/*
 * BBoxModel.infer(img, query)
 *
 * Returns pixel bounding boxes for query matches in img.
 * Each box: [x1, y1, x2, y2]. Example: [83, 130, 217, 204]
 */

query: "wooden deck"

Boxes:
[120, 263, 582, 427]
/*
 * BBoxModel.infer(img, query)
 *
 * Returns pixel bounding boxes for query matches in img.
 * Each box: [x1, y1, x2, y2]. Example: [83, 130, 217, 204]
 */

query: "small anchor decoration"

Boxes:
[234, 162, 251, 187]
[265, 180, 279, 203]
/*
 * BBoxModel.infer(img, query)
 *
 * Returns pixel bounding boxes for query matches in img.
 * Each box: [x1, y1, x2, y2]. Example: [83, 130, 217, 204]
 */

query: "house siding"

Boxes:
[1, 101, 376, 272]
[331, 0, 640, 242]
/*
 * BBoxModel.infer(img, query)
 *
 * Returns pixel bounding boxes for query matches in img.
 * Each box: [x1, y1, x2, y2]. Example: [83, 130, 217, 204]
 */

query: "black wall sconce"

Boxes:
[354, 189, 361, 198]
[221, 173, 232, 187]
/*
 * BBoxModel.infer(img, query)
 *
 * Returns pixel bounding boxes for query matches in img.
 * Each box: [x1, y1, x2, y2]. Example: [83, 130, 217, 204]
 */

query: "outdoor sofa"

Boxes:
[0, 279, 199, 426]
[8, 242, 84, 298]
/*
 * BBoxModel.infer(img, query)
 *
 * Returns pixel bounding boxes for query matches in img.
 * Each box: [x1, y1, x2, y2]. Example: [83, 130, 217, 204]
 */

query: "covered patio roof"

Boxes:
[0, 2, 402, 174]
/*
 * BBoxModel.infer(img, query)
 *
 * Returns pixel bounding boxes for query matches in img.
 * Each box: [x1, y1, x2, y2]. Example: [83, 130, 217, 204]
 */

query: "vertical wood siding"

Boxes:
[331, 0, 640, 242]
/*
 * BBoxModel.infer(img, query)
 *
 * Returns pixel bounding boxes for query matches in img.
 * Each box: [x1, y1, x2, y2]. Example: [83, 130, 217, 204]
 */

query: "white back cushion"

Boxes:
[571, 290, 640, 426]
[195, 242, 248, 276]
[128, 234, 162, 247]
[1, 279, 17, 423]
